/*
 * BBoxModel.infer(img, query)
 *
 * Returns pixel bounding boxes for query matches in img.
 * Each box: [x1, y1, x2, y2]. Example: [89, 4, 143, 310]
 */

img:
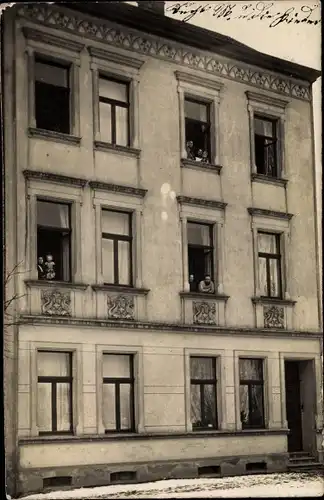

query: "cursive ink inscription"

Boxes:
[166, 2, 321, 27]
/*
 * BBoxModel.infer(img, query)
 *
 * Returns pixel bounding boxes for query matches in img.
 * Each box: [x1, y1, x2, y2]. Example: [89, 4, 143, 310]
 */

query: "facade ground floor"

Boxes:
[15, 320, 323, 495]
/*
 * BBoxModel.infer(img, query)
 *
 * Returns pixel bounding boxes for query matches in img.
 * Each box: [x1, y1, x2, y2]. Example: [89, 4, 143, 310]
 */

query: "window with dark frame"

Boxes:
[37, 200, 72, 282]
[102, 354, 135, 433]
[190, 357, 218, 430]
[254, 116, 278, 177]
[239, 358, 265, 429]
[99, 76, 130, 147]
[187, 222, 214, 292]
[185, 98, 211, 162]
[101, 209, 133, 286]
[37, 351, 73, 435]
[35, 57, 71, 134]
[258, 232, 282, 298]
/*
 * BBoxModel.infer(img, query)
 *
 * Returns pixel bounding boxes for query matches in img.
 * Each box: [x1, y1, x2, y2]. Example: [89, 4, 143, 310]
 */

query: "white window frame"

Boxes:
[23, 26, 83, 139]
[179, 202, 225, 293]
[30, 341, 83, 437]
[246, 91, 289, 179]
[89, 46, 145, 150]
[184, 348, 226, 432]
[92, 188, 145, 288]
[96, 344, 144, 434]
[250, 213, 291, 300]
[26, 176, 84, 283]
[176, 71, 223, 166]
[234, 350, 270, 431]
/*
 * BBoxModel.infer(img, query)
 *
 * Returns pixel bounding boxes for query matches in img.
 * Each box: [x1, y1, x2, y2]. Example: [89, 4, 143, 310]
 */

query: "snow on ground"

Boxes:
[21, 472, 323, 499]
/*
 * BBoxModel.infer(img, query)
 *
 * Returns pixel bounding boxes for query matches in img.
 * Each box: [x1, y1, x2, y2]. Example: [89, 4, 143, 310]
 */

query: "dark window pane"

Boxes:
[240, 385, 249, 425]
[103, 354, 131, 378]
[190, 384, 201, 426]
[37, 228, 71, 282]
[185, 118, 210, 160]
[35, 81, 70, 134]
[37, 382, 52, 432]
[35, 60, 69, 87]
[250, 385, 264, 426]
[103, 384, 116, 430]
[99, 78, 128, 102]
[120, 384, 132, 430]
[203, 384, 217, 427]
[37, 201, 70, 229]
[56, 382, 71, 432]
[187, 223, 211, 246]
[239, 359, 263, 381]
[190, 357, 215, 380]
[185, 100, 208, 122]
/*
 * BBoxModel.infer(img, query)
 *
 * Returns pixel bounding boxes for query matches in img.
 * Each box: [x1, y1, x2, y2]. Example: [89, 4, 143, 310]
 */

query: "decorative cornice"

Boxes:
[28, 127, 81, 146]
[252, 297, 297, 306]
[92, 285, 150, 295]
[177, 196, 227, 211]
[25, 280, 89, 290]
[180, 292, 229, 301]
[181, 159, 222, 175]
[248, 208, 293, 221]
[176, 70, 223, 93]
[88, 46, 145, 70]
[251, 173, 288, 188]
[17, 4, 311, 101]
[23, 170, 88, 187]
[94, 140, 141, 158]
[18, 315, 322, 339]
[22, 26, 85, 53]
[89, 181, 147, 198]
[246, 91, 290, 109]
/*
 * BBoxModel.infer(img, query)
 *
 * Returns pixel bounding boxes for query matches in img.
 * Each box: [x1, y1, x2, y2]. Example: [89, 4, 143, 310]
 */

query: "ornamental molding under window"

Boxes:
[107, 294, 135, 320]
[263, 305, 285, 329]
[248, 207, 293, 221]
[41, 289, 72, 316]
[89, 180, 147, 198]
[22, 26, 85, 53]
[177, 195, 227, 211]
[23, 169, 87, 188]
[193, 301, 217, 325]
[17, 4, 311, 101]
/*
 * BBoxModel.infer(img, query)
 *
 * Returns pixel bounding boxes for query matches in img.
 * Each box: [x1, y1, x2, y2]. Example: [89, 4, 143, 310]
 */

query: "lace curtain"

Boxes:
[102, 211, 131, 284]
[239, 359, 264, 426]
[258, 233, 280, 297]
[190, 358, 216, 427]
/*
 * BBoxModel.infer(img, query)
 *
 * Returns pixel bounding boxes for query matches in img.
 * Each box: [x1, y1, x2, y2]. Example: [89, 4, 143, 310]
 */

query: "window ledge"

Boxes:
[94, 141, 141, 158]
[92, 284, 150, 295]
[181, 158, 222, 174]
[25, 280, 89, 290]
[251, 173, 288, 187]
[252, 297, 297, 306]
[28, 127, 81, 146]
[180, 292, 229, 301]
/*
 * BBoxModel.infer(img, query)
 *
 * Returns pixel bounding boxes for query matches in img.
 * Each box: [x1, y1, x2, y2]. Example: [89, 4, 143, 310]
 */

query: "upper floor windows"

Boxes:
[254, 116, 278, 177]
[37, 200, 72, 282]
[258, 231, 282, 299]
[187, 221, 214, 292]
[35, 58, 71, 134]
[185, 98, 211, 163]
[101, 209, 133, 286]
[99, 76, 130, 147]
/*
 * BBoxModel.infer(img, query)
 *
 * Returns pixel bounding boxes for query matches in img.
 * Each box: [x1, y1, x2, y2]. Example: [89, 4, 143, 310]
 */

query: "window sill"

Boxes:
[251, 173, 288, 187]
[28, 127, 81, 146]
[25, 280, 89, 290]
[252, 296, 296, 306]
[92, 284, 150, 295]
[94, 140, 141, 158]
[181, 158, 222, 174]
[180, 291, 229, 301]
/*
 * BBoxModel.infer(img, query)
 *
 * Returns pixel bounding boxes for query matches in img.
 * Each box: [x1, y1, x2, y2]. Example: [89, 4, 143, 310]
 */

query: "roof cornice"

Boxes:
[16, 3, 316, 102]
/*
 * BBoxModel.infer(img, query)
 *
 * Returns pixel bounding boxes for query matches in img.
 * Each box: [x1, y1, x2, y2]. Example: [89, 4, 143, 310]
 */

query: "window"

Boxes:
[185, 98, 211, 162]
[258, 232, 282, 298]
[37, 351, 73, 435]
[190, 357, 218, 430]
[35, 58, 71, 134]
[102, 354, 135, 432]
[37, 200, 71, 282]
[188, 222, 213, 291]
[102, 209, 132, 286]
[254, 116, 278, 177]
[99, 76, 129, 146]
[239, 358, 264, 429]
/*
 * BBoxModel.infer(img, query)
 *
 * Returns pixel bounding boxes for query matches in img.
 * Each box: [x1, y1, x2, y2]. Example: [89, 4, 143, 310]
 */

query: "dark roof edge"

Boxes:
[64, 2, 320, 84]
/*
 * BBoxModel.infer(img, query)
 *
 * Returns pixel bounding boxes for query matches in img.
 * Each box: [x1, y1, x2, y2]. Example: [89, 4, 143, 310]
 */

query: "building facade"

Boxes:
[3, 2, 322, 496]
